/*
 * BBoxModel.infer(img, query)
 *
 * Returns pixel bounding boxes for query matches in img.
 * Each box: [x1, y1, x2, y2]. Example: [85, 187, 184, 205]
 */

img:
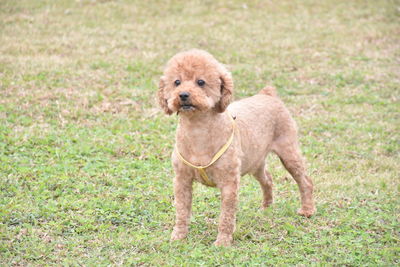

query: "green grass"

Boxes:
[1, 0, 399, 265]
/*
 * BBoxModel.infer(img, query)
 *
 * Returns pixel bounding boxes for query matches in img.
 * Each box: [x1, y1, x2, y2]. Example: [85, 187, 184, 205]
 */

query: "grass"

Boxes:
[0, 0, 399, 265]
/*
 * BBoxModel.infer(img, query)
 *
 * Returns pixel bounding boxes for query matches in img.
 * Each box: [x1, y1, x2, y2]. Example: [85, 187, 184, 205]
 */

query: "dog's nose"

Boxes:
[179, 92, 190, 101]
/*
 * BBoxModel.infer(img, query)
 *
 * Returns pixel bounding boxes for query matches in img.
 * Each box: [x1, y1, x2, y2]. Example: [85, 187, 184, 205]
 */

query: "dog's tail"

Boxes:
[258, 85, 277, 97]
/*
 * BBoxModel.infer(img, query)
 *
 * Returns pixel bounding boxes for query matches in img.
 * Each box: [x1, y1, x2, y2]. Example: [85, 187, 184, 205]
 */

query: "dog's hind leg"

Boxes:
[272, 139, 316, 217]
[254, 163, 273, 209]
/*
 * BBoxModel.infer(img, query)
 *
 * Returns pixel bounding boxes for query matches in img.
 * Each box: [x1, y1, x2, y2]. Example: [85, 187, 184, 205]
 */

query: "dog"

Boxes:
[157, 49, 315, 246]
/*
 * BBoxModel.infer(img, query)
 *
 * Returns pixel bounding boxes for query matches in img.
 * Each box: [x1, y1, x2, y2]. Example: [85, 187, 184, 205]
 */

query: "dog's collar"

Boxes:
[176, 113, 236, 187]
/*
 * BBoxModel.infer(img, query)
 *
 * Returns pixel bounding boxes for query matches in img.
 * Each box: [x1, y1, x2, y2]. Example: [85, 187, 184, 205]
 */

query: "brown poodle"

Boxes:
[157, 49, 316, 246]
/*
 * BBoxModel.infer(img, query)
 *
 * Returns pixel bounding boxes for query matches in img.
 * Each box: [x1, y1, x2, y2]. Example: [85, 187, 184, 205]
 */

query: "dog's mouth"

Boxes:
[180, 104, 196, 111]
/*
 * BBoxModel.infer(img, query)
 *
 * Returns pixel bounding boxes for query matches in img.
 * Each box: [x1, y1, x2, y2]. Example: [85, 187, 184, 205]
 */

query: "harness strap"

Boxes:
[176, 114, 236, 186]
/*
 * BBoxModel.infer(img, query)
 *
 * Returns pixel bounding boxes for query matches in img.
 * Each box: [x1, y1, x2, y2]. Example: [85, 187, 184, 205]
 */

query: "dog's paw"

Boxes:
[170, 228, 188, 241]
[213, 235, 233, 247]
[297, 207, 316, 218]
[262, 199, 273, 209]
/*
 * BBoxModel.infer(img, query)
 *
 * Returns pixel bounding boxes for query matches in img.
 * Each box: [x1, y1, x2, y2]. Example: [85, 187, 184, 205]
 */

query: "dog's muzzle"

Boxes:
[179, 92, 195, 111]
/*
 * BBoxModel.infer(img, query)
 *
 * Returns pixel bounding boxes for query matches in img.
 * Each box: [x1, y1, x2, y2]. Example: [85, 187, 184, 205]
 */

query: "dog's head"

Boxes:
[158, 49, 233, 115]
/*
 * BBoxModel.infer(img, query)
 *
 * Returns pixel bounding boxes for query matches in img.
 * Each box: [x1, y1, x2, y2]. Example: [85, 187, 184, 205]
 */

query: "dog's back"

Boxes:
[227, 88, 297, 174]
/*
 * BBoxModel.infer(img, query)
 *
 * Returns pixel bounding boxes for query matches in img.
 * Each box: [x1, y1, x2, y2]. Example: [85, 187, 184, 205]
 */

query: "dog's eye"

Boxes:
[174, 80, 181, 86]
[197, 79, 205, 87]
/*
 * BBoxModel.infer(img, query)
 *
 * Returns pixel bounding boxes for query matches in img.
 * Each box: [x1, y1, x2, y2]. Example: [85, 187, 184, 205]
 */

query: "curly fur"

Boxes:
[158, 49, 316, 246]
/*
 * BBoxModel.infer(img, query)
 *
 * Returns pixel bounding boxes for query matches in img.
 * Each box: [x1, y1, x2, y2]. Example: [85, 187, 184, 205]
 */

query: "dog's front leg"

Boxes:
[171, 175, 193, 241]
[214, 180, 239, 246]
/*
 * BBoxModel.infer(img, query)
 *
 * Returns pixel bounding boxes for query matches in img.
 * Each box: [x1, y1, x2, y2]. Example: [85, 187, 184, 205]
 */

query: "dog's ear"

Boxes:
[157, 76, 173, 115]
[215, 69, 233, 113]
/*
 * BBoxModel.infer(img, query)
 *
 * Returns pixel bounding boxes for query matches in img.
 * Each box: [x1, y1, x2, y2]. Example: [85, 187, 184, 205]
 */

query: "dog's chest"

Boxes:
[193, 168, 216, 186]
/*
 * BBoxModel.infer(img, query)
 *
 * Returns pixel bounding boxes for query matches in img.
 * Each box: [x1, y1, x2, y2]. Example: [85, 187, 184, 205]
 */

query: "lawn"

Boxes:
[0, 0, 399, 265]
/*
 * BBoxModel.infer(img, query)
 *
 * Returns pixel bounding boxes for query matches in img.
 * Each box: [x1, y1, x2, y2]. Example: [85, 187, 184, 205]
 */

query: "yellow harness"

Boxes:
[176, 114, 236, 187]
